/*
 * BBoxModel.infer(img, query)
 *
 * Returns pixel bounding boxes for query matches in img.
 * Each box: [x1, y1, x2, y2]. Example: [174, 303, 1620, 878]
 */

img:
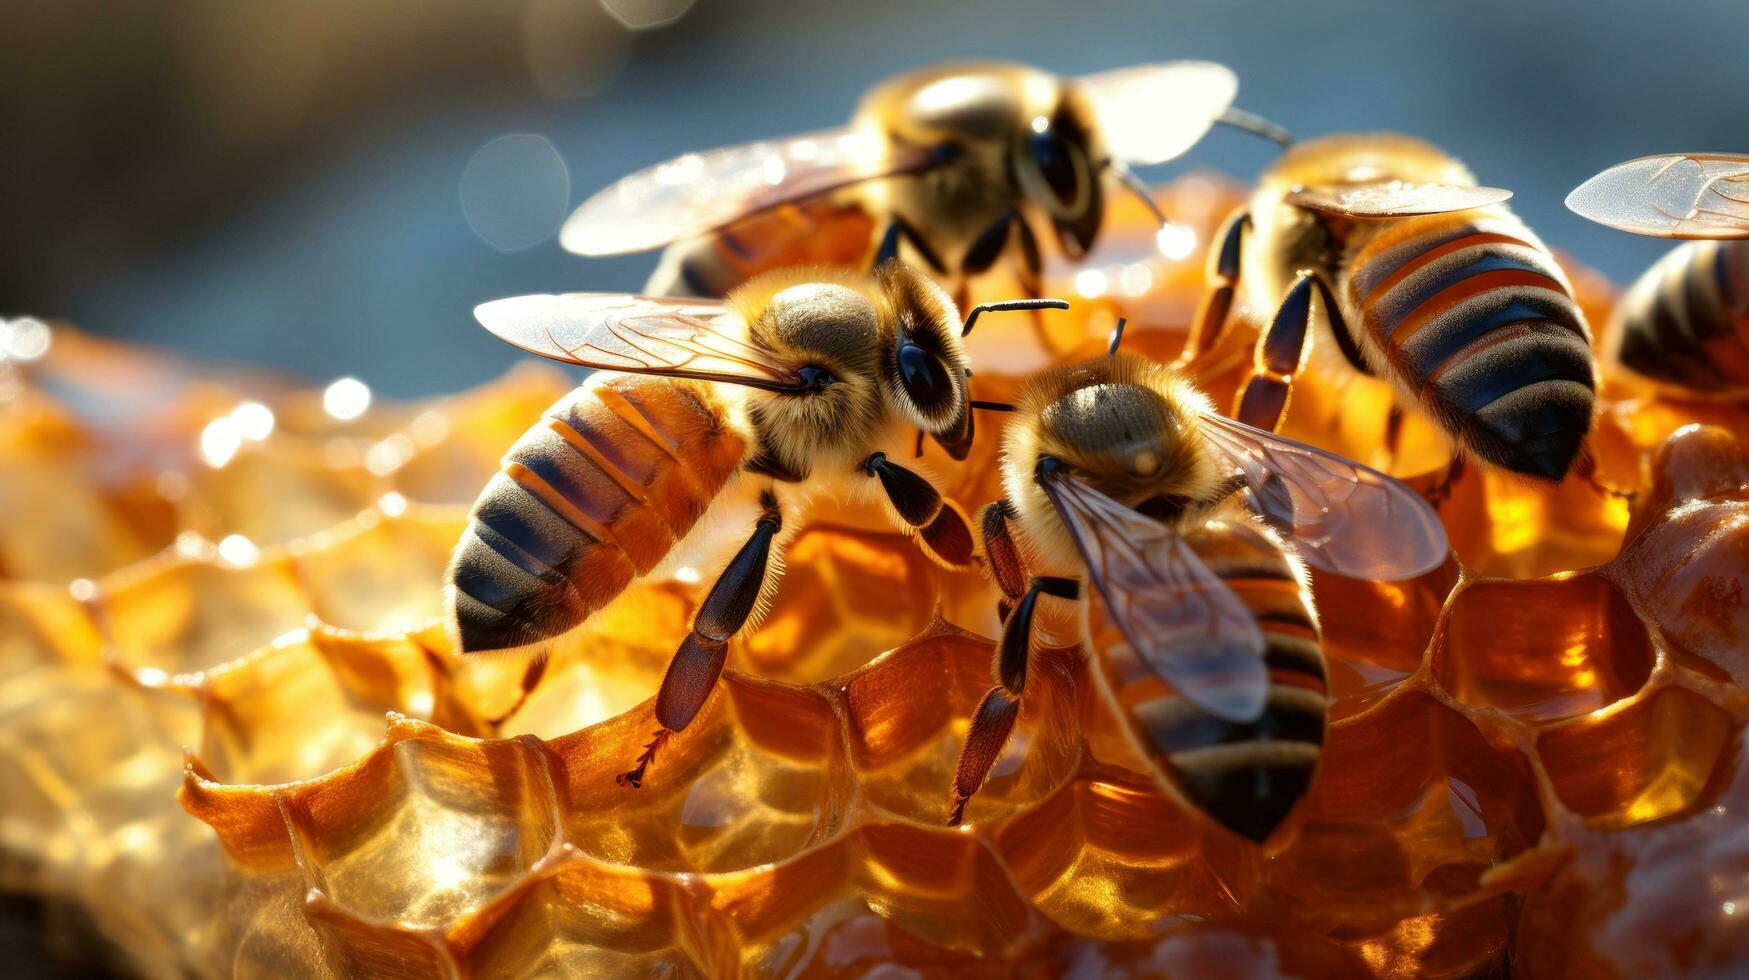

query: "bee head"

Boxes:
[1004, 354, 1223, 540]
[874, 261, 970, 439]
[857, 63, 1105, 262]
[1013, 87, 1106, 259]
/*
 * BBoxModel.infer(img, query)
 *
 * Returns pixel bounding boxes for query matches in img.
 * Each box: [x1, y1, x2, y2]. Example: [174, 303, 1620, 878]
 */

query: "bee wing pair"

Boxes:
[1077, 61, 1237, 166]
[1286, 181, 1513, 218]
[559, 129, 940, 256]
[561, 62, 1240, 256]
[1045, 417, 1448, 724]
[474, 293, 810, 392]
[1566, 152, 1749, 239]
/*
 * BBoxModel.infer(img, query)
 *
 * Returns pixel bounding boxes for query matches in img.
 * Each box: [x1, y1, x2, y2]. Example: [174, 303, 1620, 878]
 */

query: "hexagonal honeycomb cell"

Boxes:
[2, 174, 1749, 977]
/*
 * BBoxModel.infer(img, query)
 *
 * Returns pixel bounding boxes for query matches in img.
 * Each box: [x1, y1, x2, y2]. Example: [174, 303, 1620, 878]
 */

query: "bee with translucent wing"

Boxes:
[1567, 153, 1749, 398]
[448, 262, 1057, 786]
[565, 61, 1284, 318]
[1186, 134, 1597, 487]
[949, 323, 1448, 839]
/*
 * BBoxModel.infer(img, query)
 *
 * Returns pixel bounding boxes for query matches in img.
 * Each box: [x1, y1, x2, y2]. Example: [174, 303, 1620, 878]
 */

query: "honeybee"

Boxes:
[563, 61, 1281, 311]
[448, 262, 1053, 786]
[1185, 134, 1597, 483]
[1566, 153, 1749, 398]
[952, 329, 1448, 839]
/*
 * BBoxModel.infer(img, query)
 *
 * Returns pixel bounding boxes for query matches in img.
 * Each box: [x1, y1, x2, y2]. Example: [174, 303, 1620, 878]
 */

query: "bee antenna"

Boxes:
[1215, 108, 1293, 150]
[1106, 160, 1172, 229]
[970, 399, 1016, 413]
[962, 298, 1071, 337]
[1107, 318, 1128, 355]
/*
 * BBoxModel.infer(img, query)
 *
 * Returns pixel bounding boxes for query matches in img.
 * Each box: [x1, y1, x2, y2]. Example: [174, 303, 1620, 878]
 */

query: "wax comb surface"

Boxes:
[1, 176, 1747, 978]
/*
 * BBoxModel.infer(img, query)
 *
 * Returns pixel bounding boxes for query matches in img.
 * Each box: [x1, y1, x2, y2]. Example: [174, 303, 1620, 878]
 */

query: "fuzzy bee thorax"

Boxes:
[1002, 353, 1227, 568]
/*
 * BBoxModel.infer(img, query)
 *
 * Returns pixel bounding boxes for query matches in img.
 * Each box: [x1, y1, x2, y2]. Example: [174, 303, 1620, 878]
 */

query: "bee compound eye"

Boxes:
[897, 342, 955, 416]
[1028, 129, 1082, 207]
[796, 365, 835, 391]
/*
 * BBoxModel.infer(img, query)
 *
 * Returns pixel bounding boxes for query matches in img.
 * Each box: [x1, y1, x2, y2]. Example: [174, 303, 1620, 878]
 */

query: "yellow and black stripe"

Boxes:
[1346, 212, 1594, 479]
[1611, 238, 1749, 396]
[448, 376, 746, 653]
[1103, 518, 1326, 842]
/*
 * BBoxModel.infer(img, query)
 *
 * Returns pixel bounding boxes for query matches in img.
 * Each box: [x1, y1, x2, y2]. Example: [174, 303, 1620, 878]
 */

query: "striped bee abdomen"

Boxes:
[1095, 519, 1326, 842]
[1347, 213, 1595, 479]
[448, 376, 747, 654]
[1612, 238, 1749, 397]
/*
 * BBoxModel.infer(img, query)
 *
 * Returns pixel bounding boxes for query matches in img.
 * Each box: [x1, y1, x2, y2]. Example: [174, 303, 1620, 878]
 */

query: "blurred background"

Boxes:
[5, 0, 1749, 397]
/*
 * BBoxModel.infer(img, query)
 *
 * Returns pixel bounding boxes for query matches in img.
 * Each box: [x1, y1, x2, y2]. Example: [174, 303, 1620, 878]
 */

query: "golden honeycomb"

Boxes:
[2, 174, 1748, 978]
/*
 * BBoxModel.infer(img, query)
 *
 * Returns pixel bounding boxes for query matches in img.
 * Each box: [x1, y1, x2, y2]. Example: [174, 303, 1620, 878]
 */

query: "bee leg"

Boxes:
[949, 575, 1078, 825]
[1384, 403, 1406, 460]
[962, 209, 1029, 277]
[1181, 209, 1250, 365]
[1234, 271, 1345, 433]
[874, 217, 948, 274]
[980, 499, 1028, 621]
[617, 499, 784, 789]
[485, 655, 550, 729]
[860, 452, 976, 569]
[1571, 453, 1634, 501]
[1427, 453, 1466, 508]
[1004, 218, 1051, 349]
[1014, 216, 1043, 286]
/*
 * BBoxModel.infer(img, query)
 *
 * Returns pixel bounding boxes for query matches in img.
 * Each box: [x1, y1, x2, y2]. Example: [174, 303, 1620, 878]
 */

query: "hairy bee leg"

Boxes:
[948, 575, 1078, 826]
[860, 452, 975, 568]
[1234, 271, 1347, 433]
[861, 451, 943, 526]
[980, 499, 1028, 621]
[1181, 210, 1250, 365]
[874, 216, 948, 274]
[617, 500, 783, 789]
[949, 689, 1019, 826]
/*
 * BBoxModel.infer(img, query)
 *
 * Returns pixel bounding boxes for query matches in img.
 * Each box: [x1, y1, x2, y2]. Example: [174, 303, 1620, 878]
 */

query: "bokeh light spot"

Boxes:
[1156, 222, 1197, 261]
[2, 317, 52, 362]
[459, 134, 572, 252]
[200, 417, 243, 468]
[523, 0, 629, 100]
[323, 377, 372, 421]
[217, 534, 261, 567]
[231, 401, 276, 441]
[598, 0, 695, 31]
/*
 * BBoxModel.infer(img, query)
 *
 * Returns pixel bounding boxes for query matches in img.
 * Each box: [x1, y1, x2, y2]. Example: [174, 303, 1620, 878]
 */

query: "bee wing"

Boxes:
[1078, 62, 1238, 167]
[559, 127, 941, 255]
[1200, 414, 1449, 580]
[474, 293, 808, 392]
[1040, 470, 1267, 723]
[1565, 153, 1749, 239]
[1287, 181, 1513, 217]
